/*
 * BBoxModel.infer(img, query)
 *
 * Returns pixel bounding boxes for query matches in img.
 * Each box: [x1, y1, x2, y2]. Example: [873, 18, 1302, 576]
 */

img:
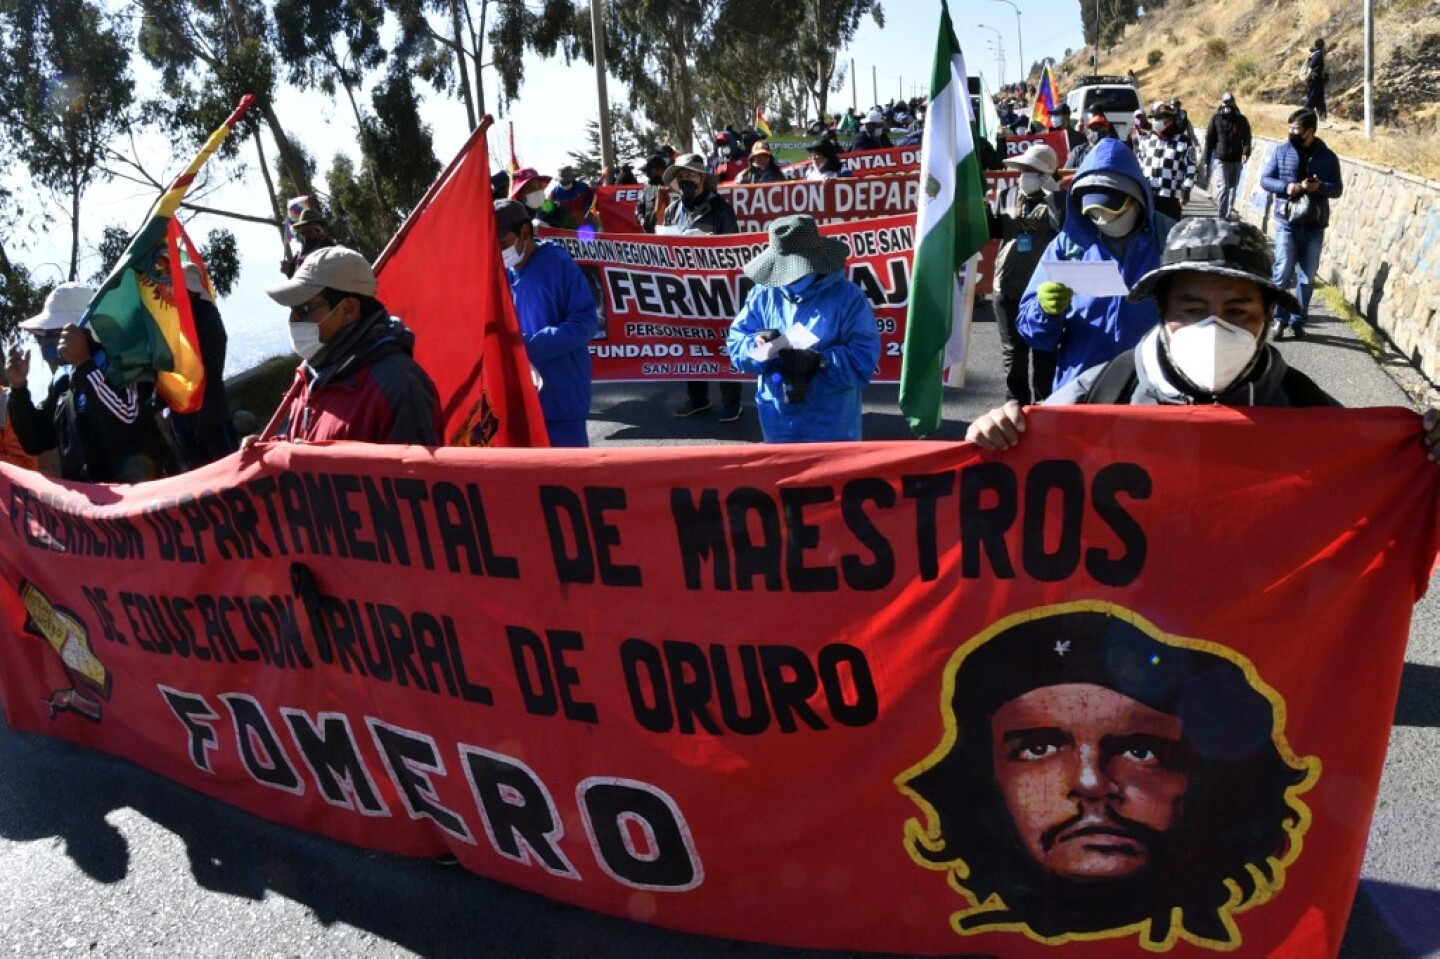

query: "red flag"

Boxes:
[374, 117, 549, 448]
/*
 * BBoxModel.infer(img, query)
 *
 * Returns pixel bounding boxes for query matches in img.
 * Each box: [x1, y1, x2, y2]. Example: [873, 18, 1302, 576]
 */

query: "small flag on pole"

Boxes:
[897, 0, 990, 437]
[753, 105, 773, 139]
[1032, 62, 1061, 129]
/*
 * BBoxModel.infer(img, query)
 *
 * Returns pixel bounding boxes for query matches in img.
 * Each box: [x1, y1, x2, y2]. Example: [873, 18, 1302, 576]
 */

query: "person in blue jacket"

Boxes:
[727, 215, 881, 443]
[494, 199, 598, 447]
[1016, 138, 1177, 391]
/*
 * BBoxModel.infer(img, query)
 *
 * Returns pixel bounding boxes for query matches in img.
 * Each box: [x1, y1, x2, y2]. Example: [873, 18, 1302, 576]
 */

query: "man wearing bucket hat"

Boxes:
[1016, 139, 1174, 392]
[282, 195, 336, 277]
[5, 283, 175, 482]
[993, 143, 1064, 406]
[727, 215, 880, 443]
[969, 217, 1440, 458]
[662, 153, 743, 421]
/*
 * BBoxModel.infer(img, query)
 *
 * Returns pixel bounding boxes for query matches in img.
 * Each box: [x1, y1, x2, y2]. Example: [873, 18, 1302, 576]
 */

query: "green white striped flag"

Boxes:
[898, 0, 991, 437]
[978, 72, 1002, 146]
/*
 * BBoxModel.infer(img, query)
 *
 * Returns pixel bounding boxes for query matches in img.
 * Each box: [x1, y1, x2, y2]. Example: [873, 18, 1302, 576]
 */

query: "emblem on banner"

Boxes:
[20, 582, 111, 722]
[897, 601, 1320, 952]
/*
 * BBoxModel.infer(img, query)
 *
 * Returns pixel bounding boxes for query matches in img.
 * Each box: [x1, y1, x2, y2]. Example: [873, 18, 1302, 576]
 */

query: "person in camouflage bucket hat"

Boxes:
[967, 216, 1440, 459]
[1126, 217, 1301, 316]
[742, 215, 850, 287]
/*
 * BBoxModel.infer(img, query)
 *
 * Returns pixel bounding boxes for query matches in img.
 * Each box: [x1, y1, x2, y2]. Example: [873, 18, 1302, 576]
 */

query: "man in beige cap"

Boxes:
[5, 282, 174, 482]
[260, 246, 439, 446]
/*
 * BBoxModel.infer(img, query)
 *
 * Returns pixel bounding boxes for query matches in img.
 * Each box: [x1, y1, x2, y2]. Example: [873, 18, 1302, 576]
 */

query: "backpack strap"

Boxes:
[1082, 350, 1139, 405]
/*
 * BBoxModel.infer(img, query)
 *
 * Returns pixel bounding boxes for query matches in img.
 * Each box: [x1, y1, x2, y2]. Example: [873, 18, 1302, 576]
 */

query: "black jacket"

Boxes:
[1203, 109, 1253, 164]
[635, 182, 666, 233]
[662, 190, 738, 235]
[10, 355, 174, 483]
[848, 130, 891, 152]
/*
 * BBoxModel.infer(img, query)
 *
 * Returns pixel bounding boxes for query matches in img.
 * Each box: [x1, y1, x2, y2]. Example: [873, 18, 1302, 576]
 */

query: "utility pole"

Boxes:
[1363, 0, 1374, 139]
[872, 65, 878, 108]
[591, 0, 615, 172]
[851, 57, 857, 111]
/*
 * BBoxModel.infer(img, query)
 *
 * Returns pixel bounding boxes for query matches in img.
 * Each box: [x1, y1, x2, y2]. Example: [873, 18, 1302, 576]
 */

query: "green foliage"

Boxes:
[0, 0, 135, 279]
[1147, 48, 1164, 67]
[566, 106, 652, 181]
[1232, 54, 1259, 80]
[1205, 37, 1229, 59]
[0, 260, 50, 341]
[200, 228, 240, 297]
[90, 224, 132, 285]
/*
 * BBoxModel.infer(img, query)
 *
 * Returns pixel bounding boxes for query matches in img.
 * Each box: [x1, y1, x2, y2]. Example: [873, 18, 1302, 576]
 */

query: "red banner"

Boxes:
[595, 172, 921, 236]
[544, 215, 914, 382]
[0, 408, 1435, 956]
[1001, 130, 1072, 161]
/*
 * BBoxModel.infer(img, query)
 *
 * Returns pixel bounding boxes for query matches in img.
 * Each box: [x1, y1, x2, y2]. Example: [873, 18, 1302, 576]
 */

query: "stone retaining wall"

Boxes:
[1233, 136, 1440, 384]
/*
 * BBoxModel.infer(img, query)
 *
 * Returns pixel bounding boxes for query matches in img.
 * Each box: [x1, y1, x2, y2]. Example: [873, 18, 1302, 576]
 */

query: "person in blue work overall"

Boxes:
[494, 199, 598, 447]
[726, 215, 881, 443]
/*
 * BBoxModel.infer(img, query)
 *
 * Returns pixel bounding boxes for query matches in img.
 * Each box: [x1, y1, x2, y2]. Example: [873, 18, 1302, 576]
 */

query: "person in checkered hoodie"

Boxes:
[1136, 101, 1195, 220]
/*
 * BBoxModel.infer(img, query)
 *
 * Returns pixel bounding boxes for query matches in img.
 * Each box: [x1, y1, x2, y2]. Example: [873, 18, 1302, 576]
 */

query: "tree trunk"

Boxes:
[68, 179, 81, 282]
[450, 0, 477, 130]
[330, 47, 394, 234]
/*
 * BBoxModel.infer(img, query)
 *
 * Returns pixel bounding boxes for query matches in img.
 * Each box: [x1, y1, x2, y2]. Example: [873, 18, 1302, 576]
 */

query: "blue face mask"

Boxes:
[782, 273, 820, 301]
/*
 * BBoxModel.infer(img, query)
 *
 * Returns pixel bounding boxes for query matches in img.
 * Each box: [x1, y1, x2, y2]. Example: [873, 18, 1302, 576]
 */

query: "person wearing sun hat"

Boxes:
[993, 142, 1064, 405]
[1015, 138, 1175, 392]
[849, 108, 892, 152]
[726, 215, 880, 443]
[5, 282, 176, 482]
[734, 140, 785, 184]
[510, 167, 574, 229]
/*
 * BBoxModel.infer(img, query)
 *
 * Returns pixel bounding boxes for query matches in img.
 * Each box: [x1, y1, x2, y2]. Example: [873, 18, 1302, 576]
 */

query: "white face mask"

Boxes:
[501, 241, 525, 269]
[1018, 171, 1044, 195]
[522, 190, 545, 211]
[1164, 315, 1261, 393]
[288, 320, 325, 362]
[1088, 200, 1141, 237]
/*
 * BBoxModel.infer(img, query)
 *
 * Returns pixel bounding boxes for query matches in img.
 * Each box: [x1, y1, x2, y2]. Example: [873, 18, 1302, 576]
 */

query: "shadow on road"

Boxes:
[1393, 662, 1440, 728]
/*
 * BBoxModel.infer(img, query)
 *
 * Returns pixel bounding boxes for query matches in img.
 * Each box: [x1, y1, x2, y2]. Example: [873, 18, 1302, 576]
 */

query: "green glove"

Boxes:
[1037, 281, 1075, 316]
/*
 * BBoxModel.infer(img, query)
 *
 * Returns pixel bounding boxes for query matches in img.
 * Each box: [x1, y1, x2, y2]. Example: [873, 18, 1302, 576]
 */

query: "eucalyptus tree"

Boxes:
[0, 0, 134, 279]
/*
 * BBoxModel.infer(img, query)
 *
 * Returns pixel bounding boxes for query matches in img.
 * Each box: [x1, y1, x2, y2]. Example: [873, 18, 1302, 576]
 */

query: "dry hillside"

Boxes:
[1057, 0, 1440, 177]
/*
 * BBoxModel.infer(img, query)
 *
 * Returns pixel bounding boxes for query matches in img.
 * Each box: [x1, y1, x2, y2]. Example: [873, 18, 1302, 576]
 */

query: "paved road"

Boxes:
[3, 221, 1438, 957]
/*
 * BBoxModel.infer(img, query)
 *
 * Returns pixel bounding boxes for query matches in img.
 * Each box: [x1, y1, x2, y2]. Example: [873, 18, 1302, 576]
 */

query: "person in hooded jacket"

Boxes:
[261, 247, 440, 446]
[494, 200, 599, 446]
[967, 218, 1440, 461]
[1016, 138, 1177, 391]
[727, 215, 880, 443]
[1202, 93, 1253, 220]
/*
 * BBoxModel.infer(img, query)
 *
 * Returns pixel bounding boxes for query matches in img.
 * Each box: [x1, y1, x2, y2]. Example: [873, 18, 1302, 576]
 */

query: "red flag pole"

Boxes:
[373, 115, 495, 274]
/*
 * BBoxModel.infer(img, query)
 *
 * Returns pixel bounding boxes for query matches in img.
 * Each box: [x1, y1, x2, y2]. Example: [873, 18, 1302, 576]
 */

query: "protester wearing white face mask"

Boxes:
[992, 143, 1064, 405]
[1015, 139, 1176, 392]
[260, 246, 440, 446]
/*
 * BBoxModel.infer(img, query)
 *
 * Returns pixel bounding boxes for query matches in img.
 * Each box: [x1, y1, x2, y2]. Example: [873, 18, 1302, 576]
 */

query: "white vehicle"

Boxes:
[1065, 76, 1143, 142]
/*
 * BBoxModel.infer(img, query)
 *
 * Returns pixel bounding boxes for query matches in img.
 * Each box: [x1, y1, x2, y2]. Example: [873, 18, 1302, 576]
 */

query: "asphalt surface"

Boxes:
[2, 201, 1438, 957]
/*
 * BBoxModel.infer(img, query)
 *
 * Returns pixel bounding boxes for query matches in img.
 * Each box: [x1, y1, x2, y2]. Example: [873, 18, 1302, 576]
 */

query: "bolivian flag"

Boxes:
[86, 95, 255, 413]
[753, 105, 773, 139]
